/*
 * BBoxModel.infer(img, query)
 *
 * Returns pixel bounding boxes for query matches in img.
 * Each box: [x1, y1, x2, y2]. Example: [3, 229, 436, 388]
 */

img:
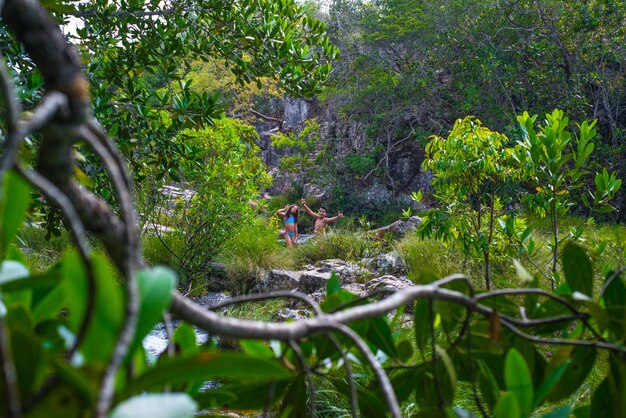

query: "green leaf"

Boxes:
[62, 251, 124, 364]
[493, 392, 520, 418]
[0, 170, 31, 259]
[366, 316, 397, 358]
[241, 339, 274, 359]
[279, 376, 307, 418]
[128, 267, 177, 358]
[562, 243, 593, 297]
[194, 381, 289, 410]
[534, 360, 570, 407]
[0, 269, 61, 292]
[172, 323, 198, 355]
[505, 348, 534, 418]
[396, 340, 413, 363]
[110, 393, 197, 418]
[602, 271, 626, 341]
[327, 270, 340, 296]
[124, 351, 294, 395]
[547, 346, 596, 402]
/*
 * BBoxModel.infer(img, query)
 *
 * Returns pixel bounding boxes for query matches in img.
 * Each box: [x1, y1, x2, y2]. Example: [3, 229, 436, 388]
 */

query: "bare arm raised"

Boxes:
[301, 198, 322, 219]
[324, 212, 344, 224]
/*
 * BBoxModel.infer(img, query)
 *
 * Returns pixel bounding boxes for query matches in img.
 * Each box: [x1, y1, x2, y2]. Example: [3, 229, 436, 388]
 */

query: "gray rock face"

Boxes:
[254, 269, 301, 293]
[360, 251, 407, 276]
[365, 275, 415, 293]
[299, 270, 332, 294]
[283, 97, 311, 130]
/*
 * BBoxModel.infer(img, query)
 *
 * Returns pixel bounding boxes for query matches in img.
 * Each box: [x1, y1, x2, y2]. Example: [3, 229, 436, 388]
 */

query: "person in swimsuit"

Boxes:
[301, 198, 343, 235]
[276, 204, 299, 247]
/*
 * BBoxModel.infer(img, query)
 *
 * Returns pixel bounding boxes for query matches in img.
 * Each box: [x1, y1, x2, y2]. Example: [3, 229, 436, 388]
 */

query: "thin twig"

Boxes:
[263, 381, 277, 418]
[14, 164, 95, 358]
[327, 323, 402, 418]
[207, 290, 321, 314]
[0, 54, 21, 175]
[476, 288, 605, 341]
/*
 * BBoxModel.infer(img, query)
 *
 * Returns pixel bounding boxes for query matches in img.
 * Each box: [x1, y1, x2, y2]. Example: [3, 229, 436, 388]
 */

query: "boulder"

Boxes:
[253, 269, 301, 293]
[315, 259, 371, 284]
[298, 270, 332, 294]
[360, 251, 407, 276]
[365, 275, 415, 293]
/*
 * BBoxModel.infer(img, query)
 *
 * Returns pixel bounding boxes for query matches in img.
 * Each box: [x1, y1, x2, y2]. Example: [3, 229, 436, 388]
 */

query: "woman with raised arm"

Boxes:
[277, 204, 299, 247]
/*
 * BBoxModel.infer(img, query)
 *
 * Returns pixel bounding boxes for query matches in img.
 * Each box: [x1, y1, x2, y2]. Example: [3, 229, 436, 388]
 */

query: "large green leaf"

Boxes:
[194, 381, 289, 410]
[505, 348, 534, 418]
[534, 360, 570, 407]
[493, 392, 520, 418]
[0, 170, 31, 259]
[279, 375, 308, 418]
[366, 315, 397, 358]
[127, 267, 176, 359]
[547, 346, 596, 402]
[110, 393, 197, 418]
[562, 243, 593, 297]
[602, 271, 626, 341]
[62, 251, 124, 364]
[124, 351, 295, 395]
[332, 379, 388, 418]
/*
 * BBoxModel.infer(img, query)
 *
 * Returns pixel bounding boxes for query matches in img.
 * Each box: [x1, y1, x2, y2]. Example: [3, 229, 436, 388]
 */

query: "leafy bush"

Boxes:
[141, 118, 272, 283]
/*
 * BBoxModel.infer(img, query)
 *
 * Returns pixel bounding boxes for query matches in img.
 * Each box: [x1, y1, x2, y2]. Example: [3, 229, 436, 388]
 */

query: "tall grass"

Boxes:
[293, 229, 381, 265]
[142, 232, 185, 270]
[17, 225, 74, 272]
[217, 219, 296, 292]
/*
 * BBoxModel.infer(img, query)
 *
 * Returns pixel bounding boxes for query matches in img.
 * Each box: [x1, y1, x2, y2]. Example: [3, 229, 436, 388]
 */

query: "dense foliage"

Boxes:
[1, 1, 625, 418]
[321, 0, 626, 216]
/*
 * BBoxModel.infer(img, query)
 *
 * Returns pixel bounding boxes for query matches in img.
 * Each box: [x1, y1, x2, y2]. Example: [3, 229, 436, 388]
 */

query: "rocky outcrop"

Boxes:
[247, 252, 415, 305]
